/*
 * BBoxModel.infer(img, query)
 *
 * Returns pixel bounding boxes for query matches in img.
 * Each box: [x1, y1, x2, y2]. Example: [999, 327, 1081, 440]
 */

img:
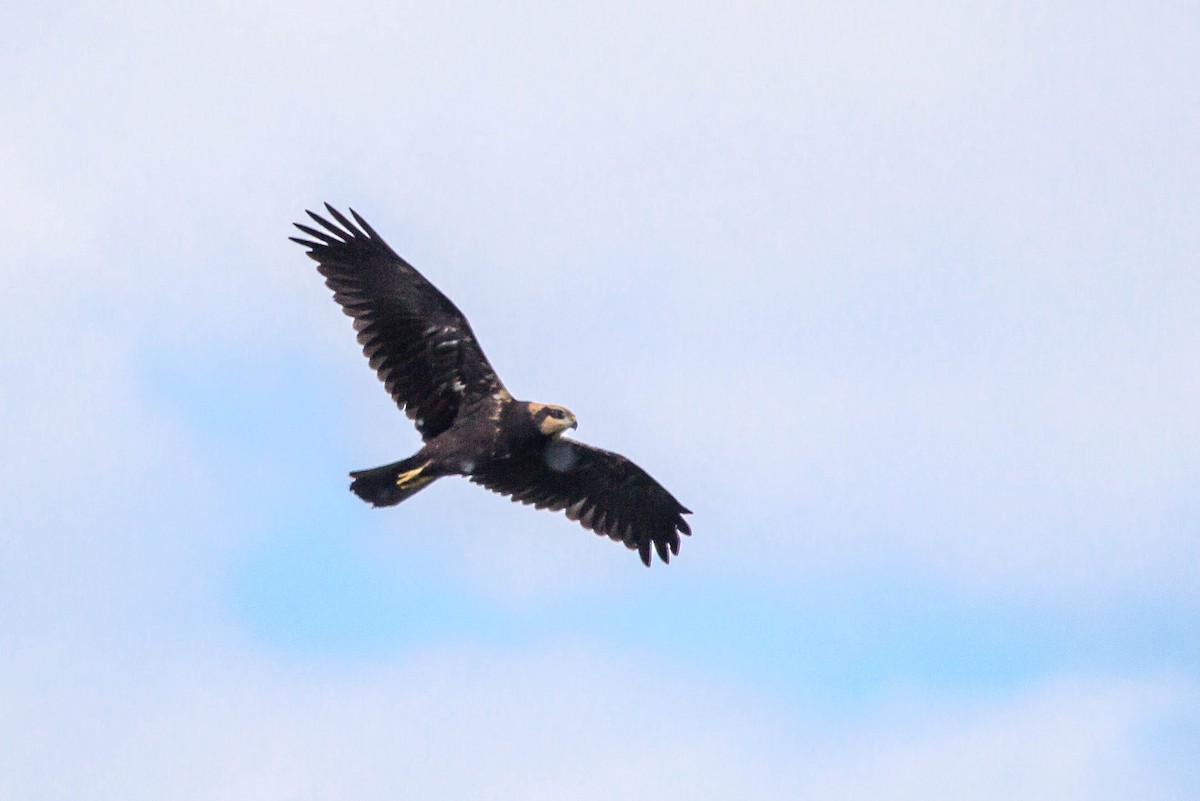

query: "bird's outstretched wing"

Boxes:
[470, 438, 692, 566]
[291, 205, 507, 440]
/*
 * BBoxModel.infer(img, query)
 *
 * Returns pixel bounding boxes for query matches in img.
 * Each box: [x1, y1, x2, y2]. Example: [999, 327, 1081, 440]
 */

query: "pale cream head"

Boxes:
[527, 402, 578, 437]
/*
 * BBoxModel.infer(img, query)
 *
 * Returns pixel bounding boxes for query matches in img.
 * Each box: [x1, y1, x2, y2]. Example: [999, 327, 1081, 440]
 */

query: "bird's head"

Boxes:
[528, 403, 578, 437]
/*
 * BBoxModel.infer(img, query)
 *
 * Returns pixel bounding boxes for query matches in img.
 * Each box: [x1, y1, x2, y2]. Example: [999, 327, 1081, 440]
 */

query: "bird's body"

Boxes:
[291, 205, 690, 565]
[347, 394, 564, 506]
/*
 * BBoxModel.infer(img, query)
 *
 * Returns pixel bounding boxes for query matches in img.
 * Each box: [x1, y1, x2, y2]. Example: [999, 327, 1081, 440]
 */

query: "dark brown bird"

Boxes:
[291, 205, 691, 565]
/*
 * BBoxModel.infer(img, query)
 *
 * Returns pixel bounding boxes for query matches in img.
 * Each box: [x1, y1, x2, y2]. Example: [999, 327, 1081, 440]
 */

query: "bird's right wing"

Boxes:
[291, 205, 508, 440]
[471, 438, 691, 566]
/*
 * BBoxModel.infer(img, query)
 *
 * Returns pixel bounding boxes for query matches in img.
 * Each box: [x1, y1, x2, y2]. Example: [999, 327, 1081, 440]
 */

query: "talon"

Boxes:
[395, 462, 431, 487]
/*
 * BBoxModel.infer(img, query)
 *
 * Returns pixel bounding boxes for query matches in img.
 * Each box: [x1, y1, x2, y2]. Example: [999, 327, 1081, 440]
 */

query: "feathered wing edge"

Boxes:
[471, 439, 692, 566]
[290, 204, 507, 441]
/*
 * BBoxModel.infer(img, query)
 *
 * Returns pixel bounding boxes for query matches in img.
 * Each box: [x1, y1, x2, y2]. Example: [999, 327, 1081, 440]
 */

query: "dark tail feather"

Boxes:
[348, 456, 437, 507]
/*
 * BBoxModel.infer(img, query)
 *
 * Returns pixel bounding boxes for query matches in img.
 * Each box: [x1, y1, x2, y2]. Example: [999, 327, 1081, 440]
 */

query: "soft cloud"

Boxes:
[3, 645, 1192, 800]
[5, 0, 1197, 613]
[4, 2, 1199, 796]
[808, 678, 1196, 801]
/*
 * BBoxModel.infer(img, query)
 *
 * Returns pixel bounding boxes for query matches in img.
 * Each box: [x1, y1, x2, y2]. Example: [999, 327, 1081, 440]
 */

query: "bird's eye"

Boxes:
[549, 409, 564, 419]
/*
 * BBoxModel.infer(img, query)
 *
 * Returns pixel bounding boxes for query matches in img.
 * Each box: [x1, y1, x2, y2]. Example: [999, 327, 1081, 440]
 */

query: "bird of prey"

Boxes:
[291, 205, 691, 565]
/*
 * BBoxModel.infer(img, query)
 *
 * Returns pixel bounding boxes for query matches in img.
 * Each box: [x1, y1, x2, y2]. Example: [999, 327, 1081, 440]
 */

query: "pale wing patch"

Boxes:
[544, 440, 580, 473]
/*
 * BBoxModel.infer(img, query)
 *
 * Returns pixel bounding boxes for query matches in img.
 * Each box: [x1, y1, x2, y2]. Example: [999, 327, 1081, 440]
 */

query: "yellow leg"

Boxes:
[395, 461, 432, 488]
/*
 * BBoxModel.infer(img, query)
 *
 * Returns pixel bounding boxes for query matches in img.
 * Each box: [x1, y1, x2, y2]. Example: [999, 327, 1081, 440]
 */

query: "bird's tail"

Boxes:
[349, 455, 438, 507]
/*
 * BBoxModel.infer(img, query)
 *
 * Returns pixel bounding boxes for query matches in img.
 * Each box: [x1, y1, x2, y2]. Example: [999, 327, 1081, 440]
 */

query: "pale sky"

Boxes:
[4, 2, 1199, 798]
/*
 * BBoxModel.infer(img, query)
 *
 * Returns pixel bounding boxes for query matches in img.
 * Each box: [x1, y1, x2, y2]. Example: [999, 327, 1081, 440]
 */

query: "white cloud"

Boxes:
[7, 0, 1197, 605]
[4, 7, 1200, 798]
[807, 678, 1195, 801]
[2, 644, 1192, 801]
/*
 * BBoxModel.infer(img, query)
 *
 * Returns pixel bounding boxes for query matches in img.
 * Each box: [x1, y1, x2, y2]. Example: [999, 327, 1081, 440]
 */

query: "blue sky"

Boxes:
[4, 2, 1199, 798]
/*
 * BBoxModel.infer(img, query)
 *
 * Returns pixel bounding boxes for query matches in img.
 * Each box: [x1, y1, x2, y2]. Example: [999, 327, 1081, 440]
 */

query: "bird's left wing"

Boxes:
[470, 439, 691, 566]
[291, 205, 507, 441]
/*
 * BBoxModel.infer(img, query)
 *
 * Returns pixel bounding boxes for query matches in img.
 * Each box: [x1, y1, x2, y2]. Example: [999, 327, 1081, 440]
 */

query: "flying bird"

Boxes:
[291, 205, 691, 565]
